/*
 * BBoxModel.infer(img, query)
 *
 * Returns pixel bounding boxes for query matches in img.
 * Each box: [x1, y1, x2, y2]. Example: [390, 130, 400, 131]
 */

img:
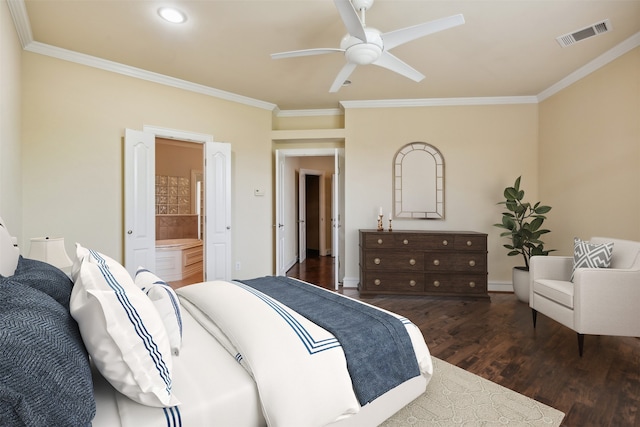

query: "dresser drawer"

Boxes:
[424, 274, 487, 295]
[423, 252, 486, 272]
[361, 272, 424, 292]
[364, 252, 423, 270]
[454, 235, 487, 251]
[362, 233, 425, 250]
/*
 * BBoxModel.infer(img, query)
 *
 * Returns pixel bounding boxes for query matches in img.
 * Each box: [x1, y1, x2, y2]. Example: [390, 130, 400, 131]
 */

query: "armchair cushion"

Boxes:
[571, 237, 614, 281]
[534, 279, 574, 309]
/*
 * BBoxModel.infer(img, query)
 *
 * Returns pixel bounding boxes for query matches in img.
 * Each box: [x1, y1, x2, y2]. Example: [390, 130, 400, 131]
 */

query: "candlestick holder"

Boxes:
[388, 217, 393, 232]
[377, 214, 384, 231]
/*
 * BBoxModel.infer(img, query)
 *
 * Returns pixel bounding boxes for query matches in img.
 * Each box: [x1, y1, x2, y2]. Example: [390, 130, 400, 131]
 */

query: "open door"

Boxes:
[124, 129, 156, 276]
[333, 148, 345, 289]
[298, 170, 307, 264]
[204, 141, 232, 281]
[275, 150, 286, 276]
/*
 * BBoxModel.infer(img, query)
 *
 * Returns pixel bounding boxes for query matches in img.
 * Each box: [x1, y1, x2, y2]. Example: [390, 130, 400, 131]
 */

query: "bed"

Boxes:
[0, 220, 432, 427]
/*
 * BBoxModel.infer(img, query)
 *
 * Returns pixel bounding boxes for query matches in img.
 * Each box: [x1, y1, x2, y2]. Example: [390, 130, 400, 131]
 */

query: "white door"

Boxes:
[275, 150, 286, 276]
[124, 129, 156, 276]
[298, 170, 307, 264]
[204, 141, 232, 281]
[335, 148, 345, 288]
[331, 148, 342, 290]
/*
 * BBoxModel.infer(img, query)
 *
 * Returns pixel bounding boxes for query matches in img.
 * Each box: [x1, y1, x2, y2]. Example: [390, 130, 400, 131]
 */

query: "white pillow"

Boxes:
[70, 244, 180, 407]
[135, 267, 183, 356]
[0, 216, 19, 277]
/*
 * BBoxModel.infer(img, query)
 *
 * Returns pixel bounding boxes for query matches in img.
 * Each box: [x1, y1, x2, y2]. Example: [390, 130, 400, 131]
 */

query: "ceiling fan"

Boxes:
[271, 0, 465, 93]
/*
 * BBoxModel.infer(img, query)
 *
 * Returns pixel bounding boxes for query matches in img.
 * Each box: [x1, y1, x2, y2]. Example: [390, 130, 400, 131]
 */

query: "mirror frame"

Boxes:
[393, 142, 445, 220]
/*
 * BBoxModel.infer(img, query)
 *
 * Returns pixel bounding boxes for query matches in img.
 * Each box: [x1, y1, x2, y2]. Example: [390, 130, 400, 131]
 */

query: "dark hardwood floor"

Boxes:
[287, 254, 640, 427]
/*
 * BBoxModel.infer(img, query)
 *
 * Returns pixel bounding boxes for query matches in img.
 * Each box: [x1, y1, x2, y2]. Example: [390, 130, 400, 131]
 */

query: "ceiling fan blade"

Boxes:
[334, 0, 367, 42]
[382, 14, 465, 50]
[271, 48, 344, 60]
[373, 51, 425, 82]
[329, 62, 357, 93]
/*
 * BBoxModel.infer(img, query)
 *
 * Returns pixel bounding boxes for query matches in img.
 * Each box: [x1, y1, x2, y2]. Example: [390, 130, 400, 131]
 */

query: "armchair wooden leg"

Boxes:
[532, 309, 537, 328]
[577, 333, 584, 357]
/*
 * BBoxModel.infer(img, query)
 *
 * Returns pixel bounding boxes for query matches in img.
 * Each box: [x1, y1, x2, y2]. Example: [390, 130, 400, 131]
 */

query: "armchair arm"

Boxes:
[530, 255, 573, 281]
[573, 268, 640, 337]
[529, 255, 573, 304]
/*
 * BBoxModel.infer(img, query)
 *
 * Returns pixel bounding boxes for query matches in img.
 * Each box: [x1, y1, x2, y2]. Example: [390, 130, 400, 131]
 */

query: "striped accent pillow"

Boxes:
[572, 237, 614, 281]
[70, 244, 179, 407]
[135, 267, 183, 356]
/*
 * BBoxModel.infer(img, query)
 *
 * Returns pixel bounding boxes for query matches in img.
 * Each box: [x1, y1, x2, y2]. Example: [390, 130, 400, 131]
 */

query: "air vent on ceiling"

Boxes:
[556, 19, 612, 48]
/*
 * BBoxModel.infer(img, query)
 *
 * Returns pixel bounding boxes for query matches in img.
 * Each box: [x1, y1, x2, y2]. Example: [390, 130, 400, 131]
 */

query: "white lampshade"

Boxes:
[28, 237, 73, 271]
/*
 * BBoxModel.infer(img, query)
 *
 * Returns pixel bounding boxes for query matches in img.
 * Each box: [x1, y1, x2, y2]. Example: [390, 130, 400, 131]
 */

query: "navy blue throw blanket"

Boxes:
[238, 276, 420, 405]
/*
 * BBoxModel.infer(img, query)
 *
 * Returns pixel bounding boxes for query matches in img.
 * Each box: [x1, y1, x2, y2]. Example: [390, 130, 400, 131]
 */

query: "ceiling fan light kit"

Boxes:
[270, 0, 465, 92]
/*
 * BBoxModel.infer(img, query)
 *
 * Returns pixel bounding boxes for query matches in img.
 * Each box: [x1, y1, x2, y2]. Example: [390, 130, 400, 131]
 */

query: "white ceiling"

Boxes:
[14, 0, 640, 110]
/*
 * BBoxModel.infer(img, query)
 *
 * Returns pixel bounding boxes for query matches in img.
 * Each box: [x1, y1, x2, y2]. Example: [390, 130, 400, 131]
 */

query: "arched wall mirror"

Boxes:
[393, 142, 444, 219]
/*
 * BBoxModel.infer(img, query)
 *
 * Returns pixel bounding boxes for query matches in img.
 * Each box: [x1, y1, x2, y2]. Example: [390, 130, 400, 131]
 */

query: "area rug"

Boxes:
[381, 357, 564, 426]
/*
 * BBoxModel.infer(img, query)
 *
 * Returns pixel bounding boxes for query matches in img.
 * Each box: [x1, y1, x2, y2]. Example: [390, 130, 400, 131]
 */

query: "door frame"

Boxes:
[125, 126, 232, 281]
[274, 148, 343, 288]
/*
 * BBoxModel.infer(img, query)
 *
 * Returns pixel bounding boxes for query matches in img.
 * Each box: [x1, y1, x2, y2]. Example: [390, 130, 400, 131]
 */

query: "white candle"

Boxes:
[379, 207, 383, 216]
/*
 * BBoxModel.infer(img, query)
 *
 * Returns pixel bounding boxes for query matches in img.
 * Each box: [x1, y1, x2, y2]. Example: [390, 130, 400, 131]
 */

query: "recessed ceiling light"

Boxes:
[158, 7, 187, 24]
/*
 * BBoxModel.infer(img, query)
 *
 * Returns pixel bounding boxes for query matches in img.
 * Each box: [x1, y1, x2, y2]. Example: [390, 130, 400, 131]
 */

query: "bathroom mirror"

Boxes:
[393, 142, 444, 219]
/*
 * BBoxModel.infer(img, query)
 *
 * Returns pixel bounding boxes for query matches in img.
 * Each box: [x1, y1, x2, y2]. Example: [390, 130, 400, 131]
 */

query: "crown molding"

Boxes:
[276, 108, 344, 117]
[9, 0, 638, 113]
[340, 96, 538, 109]
[6, 0, 32, 48]
[23, 42, 277, 111]
[537, 31, 640, 102]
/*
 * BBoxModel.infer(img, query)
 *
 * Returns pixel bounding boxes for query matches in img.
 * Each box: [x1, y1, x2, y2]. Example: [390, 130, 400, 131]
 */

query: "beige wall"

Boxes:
[21, 52, 274, 279]
[343, 104, 539, 285]
[0, 0, 23, 234]
[539, 47, 640, 256]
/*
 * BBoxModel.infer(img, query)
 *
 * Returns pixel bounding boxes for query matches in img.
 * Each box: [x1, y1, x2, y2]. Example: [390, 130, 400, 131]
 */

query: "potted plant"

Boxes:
[494, 176, 554, 303]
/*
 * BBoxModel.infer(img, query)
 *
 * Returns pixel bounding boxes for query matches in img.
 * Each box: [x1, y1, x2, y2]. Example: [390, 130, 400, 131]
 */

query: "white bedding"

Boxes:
[92, 279, 433, 427]
[92, 308, 265, 427]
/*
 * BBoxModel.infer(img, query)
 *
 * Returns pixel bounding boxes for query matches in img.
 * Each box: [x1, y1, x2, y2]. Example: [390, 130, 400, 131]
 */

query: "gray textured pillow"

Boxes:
[0, 257, 96, 426]
[572, 237, 614, 281]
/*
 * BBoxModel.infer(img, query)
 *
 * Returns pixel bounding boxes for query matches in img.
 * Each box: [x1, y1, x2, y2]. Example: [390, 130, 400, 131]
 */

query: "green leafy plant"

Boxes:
[494, 176, 554, 270]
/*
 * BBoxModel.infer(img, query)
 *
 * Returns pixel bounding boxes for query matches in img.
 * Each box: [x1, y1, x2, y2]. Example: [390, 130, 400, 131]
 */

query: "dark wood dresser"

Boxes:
[359, 229, 488, 298]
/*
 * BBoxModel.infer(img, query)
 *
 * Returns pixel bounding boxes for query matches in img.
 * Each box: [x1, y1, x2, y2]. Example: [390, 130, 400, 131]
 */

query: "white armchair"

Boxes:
[529, 237, 640, 356]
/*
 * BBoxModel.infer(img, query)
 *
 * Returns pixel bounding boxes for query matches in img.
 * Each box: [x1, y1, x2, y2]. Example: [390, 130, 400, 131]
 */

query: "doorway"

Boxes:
[275, 148, 344, 290]
[298, 168, 327, 264]
[155, 138, 204, 287]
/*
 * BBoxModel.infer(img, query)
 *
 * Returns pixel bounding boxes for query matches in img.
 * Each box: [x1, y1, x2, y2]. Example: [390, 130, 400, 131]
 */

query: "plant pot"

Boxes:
[512, 266, 530, 303]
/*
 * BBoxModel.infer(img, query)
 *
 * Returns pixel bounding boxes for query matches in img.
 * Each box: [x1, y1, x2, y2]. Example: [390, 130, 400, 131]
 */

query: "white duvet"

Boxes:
[105, 279, 433, 427]
[177, 280, 432, 427]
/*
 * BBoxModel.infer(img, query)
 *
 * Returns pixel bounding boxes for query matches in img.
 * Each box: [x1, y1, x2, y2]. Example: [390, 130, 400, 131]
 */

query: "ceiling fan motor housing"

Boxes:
[341, 28, 383, 64]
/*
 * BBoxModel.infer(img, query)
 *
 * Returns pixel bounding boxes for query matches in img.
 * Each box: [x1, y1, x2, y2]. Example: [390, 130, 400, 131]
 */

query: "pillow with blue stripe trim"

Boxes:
[70, 244, 180, 407]
[135, 267, 183, 356]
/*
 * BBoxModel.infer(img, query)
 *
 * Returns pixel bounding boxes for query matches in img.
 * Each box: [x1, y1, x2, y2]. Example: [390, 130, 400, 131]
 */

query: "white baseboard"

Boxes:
[488, 281, 513, 293]
[342, 276, 359, 288]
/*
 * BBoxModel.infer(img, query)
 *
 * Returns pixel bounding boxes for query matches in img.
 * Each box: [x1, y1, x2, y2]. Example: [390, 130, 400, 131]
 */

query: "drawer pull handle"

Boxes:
[403, 239, 409, 245]
[433, 259, 440, 266]
[467, 240, 473, 246]
[433, 280, 440, 287]
[409, 280, 416, 287]
[409, 258, 416, 266]
[374, 279, 381, 286]
[469, 260, 476, 267]
[442, 240, 448, 246]
[469, 281, 476, 288]
[377, 238, 383, 245]
[374, 258, 381, 265]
